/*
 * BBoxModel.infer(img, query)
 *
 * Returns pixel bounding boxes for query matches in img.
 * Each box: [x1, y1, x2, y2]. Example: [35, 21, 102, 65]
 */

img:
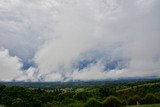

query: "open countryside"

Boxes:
[1, 79, 160, 107]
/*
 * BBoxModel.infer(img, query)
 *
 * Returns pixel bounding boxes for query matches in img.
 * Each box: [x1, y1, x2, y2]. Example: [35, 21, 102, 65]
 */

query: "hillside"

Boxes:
[0, 79, 160, 107]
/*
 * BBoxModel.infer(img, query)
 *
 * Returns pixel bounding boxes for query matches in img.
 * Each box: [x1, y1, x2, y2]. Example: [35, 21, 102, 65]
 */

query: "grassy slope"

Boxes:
[127, 104, 160, 107]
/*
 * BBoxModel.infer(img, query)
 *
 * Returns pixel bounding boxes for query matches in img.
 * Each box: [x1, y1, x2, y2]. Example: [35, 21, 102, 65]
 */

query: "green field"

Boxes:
[0, 105, 4, 107]
[127, 104, 160, 107]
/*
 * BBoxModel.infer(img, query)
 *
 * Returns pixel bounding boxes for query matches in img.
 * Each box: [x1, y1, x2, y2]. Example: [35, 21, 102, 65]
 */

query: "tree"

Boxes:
[143, 93, 160, 104]
[11, 98, 26, 107]
[73, 91, 91, 101]
[99, 86, 111, 97]
[102, 96, 122, 107]
[128, 95, 142, 105]
[43, 102, 53, 107]
[32, 98, 42, 107]
[121, 100, 127, 106]
[84, 98, 102, 107]
[0, 95, 12, 106]
[0, 85, 6, 93]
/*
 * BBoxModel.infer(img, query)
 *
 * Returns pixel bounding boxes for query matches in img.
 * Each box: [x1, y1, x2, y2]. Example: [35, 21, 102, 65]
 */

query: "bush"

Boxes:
[84, 98, 102, 107]
[102, 96, 121, 107]
[143, 93, 160, 104]
[128, 95, 142, 105]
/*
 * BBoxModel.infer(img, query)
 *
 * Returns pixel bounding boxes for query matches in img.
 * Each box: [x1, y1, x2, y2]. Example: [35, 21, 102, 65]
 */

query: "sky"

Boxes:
[0, 0, 160, 81]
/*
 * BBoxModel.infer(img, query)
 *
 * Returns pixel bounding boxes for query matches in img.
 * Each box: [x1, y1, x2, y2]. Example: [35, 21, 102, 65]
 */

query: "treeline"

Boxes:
[84, 93, 160, 107]
[0, 80, 160, 107]
[1, 78, 159, 89]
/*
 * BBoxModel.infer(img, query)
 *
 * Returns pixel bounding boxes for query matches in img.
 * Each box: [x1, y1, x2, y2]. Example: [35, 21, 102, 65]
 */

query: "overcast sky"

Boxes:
[0, 0, 160, 81]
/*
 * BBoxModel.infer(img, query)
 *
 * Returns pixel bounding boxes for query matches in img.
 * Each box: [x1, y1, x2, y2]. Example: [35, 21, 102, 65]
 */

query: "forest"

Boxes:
[0, 79, 160, 107]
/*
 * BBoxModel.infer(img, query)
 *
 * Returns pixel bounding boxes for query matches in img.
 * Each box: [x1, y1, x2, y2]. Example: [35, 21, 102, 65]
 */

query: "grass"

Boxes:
[0, 105, 4, 107]
[126, 104, 160, 107]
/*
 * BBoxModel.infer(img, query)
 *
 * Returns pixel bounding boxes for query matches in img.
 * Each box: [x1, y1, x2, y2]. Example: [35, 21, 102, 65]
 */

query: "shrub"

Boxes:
[102, 96, 121, 107]
[84, 98, 102, 107]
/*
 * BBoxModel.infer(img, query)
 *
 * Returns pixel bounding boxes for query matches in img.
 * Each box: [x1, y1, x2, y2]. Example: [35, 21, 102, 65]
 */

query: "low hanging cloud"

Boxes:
[0, 0, 160, 81]
[0, 48, 22, 81]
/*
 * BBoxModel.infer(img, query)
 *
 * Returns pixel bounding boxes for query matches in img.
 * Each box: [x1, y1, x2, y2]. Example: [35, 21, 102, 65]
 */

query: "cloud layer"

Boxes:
[0, 48, 22, 81]
[0, 0, 160, 81]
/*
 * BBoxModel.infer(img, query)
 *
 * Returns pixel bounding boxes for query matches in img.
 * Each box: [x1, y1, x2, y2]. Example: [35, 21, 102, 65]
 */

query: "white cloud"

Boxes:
[0, 48, 22, 81]
[70, 61, 130, 81]
[0, 0, 160, 81]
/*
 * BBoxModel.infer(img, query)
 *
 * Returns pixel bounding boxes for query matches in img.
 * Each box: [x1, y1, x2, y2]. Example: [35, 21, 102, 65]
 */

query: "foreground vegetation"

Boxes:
[0, 79, 160, 107]
[127, 104, 160, 107]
